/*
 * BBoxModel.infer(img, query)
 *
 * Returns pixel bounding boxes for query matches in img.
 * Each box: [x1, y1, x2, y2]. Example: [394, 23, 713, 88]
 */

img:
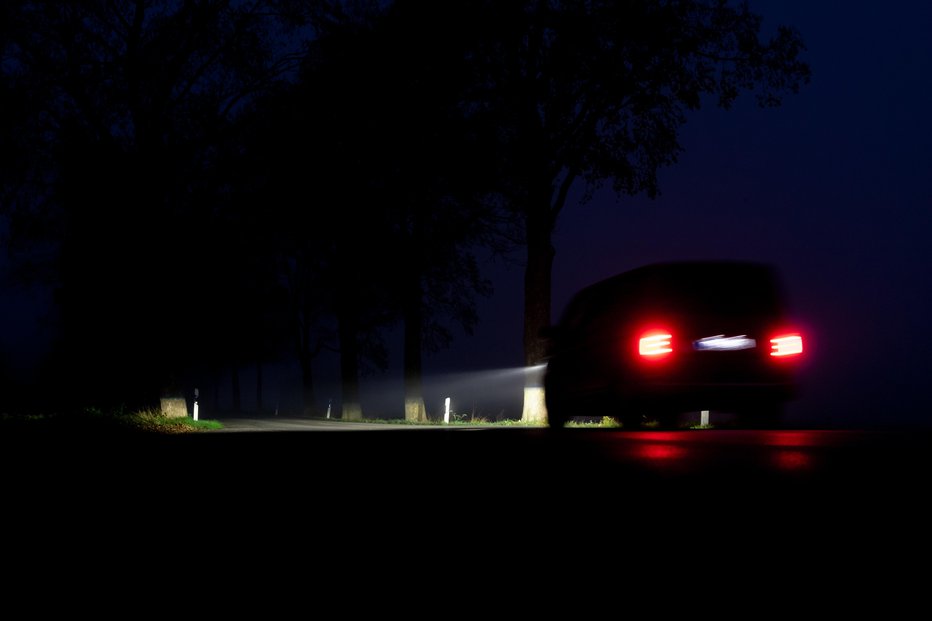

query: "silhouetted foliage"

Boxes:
[1, 0, 810, 423]
[245, 0, 501, 418]
[453, 0, 811, 420]
[239, 20, 401, 417]
[0, 1, 309, 410]
[344, 0, 499, 419]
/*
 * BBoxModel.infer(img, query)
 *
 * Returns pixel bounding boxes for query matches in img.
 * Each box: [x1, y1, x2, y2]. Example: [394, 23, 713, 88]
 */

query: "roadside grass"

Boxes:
[350, 414, 624, 428]
[353, 416, 537, 426]
[112, 407, 223, 432]
[0, 406, 222, 433]
[2, 408, 711, 432]
[567, 416, 622, 428]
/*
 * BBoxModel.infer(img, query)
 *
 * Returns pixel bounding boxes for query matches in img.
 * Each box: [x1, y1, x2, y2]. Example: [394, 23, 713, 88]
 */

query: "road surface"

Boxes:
[5, 418, 931, 597]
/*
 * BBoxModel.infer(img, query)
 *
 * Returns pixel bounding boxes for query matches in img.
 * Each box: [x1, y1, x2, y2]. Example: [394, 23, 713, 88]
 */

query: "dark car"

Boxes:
[543, 260, 805, 429]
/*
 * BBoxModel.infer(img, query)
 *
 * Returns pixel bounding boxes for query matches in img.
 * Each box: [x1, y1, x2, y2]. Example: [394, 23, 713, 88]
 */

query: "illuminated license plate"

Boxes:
[693, 335, 757, 351]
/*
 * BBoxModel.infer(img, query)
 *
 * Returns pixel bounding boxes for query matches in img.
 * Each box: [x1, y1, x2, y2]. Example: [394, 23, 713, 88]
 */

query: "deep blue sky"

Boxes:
[3, 1, 931, 427]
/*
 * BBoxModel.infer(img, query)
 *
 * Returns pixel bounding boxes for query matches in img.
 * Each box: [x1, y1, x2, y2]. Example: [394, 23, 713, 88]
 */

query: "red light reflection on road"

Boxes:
[761, 431, 817, 472]
[760, 431, 821, 447]
[626, 432, 688, 466]
[610, 430, 821, 474]
[637, 442, 687, 461]
[772, 449, 812, 471]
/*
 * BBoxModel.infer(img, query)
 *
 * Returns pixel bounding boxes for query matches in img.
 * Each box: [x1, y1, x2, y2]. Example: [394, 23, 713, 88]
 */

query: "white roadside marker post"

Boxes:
[193, 388, 199, 421]
[444, 398, 451, 424]
[700, 410, 709, 427]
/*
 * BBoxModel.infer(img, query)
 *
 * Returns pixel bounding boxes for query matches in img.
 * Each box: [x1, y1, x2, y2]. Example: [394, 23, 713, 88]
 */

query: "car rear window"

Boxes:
[559, 261, 789, 329]
[632, 263, 786, 318]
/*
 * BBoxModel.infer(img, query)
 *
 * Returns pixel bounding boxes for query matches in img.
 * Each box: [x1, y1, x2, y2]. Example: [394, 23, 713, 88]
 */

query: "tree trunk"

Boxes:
[300, 351, 317, 417]
[231, 364, 241, 413]
[403, 270, 428, 423]
[338, 304, 363, 421]
[256, 358, 263, 414]
[212, 367, 220, 412]
[520, 202, 555, 424]
[297, 302, 318, 417]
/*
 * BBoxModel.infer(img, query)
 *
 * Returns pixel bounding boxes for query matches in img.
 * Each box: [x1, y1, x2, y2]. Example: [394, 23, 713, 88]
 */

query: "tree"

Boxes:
[241, 29, 398, 421]
[255, 0, 499, 421]
[463, 0, 811, 423]
[361, 0, 498, 422]
[0, 1, 309, 411]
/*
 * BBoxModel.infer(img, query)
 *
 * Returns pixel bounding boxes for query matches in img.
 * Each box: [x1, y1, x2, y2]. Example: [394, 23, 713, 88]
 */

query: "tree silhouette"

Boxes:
[2, 0, 812, 425]
[255, 1, 499, 420]
[0, 1, 309, 411]
[352, 1, 498, 422]
[460, 0, 812, 422]
[241, 53, 397, 420]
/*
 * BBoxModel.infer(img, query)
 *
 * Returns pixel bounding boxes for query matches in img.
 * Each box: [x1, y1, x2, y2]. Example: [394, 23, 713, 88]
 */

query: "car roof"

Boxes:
[558, 260, 787, 324]
[578, 260, 778, 295]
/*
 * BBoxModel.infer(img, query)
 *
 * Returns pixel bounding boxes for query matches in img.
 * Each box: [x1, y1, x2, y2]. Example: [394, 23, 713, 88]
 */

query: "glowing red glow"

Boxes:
[636, 442, 686, 461]
[639, 330, 673, 357]
[772, 449, 813, 471]
[770, 333, 803, 357]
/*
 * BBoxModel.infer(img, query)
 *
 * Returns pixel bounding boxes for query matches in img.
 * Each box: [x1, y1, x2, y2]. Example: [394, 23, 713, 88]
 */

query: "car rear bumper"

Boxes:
[619, 380, 797, 412]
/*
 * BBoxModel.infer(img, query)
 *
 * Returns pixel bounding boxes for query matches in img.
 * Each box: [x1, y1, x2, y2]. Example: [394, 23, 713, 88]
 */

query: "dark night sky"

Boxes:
[2, 0, 931, 427]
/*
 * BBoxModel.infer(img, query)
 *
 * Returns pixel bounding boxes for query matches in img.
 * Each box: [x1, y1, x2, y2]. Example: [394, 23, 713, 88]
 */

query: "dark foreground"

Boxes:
[4, 425, 931, 600]
[5, 425, 932, 519]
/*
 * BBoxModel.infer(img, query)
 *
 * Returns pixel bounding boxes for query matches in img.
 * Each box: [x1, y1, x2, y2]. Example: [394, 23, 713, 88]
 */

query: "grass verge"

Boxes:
[0, 407, 222, 434]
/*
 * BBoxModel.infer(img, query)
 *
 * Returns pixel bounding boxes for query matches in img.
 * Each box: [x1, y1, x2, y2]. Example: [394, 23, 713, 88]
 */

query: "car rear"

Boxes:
[545, 261, 805, 428]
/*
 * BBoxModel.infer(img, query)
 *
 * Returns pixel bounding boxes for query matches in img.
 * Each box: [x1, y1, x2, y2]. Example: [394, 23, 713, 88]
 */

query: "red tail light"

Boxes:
[770, 333, 803, 357]
[639, 330, 673, 357]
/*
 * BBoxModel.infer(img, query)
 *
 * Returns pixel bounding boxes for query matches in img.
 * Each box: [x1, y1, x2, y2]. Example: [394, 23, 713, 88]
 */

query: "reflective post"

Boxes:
[444, 397, 451, 424]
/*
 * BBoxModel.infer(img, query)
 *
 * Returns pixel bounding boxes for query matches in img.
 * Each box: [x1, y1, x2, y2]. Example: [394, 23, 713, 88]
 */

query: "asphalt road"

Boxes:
[5, 418, 931, 599]
[201, 416, 932, 507]
[10, 417, 932, 506]
[210, 416, 461, 431]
